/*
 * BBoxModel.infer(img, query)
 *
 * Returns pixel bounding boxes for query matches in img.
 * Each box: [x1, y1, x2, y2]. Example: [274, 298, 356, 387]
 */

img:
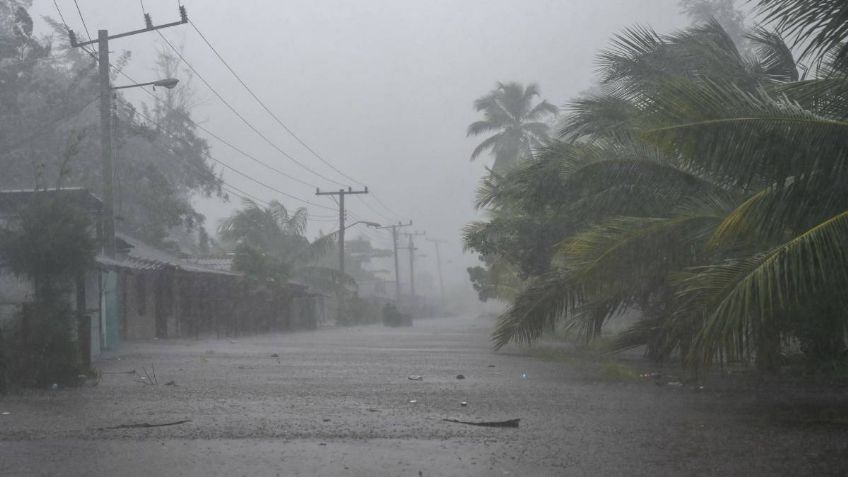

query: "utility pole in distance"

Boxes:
[426, 238, 448, 310]
[400, 231, 426, 301]
[316, 186, 369, 323]
[69, 7, 188, 257]
[378, 221, 412, 303]
[316, 187, 369, 275]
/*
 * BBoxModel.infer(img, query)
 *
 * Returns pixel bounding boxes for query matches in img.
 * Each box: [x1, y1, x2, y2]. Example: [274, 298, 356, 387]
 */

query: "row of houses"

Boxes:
[0, 188, 323, 363]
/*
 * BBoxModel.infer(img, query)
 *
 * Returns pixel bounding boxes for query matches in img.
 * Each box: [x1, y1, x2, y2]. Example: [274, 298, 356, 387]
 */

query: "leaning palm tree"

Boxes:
[467, 82, 557, 173]
[487, 12, 848, 371]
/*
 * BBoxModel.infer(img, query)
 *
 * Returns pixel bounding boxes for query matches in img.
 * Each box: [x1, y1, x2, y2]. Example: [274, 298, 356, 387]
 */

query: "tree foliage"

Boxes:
[467, 4, 848, 371]
[0, 2, 220, 251]
[467, 82, 557, 173]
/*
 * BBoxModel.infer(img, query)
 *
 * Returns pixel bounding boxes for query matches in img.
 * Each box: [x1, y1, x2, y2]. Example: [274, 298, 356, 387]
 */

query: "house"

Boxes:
[1, 188, 321, 364]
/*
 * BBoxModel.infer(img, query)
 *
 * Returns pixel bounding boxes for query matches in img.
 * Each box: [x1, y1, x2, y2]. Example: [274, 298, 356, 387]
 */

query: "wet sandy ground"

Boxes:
[1, 316, 847, 476]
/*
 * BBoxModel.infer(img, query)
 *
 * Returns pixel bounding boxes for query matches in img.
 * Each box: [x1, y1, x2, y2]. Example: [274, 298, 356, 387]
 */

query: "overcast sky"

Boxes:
[32, 0, 689, 295]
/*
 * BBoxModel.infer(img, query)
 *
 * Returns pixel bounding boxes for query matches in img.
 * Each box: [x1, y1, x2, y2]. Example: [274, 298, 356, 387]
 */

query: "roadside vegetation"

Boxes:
[465, 0, 848, 375]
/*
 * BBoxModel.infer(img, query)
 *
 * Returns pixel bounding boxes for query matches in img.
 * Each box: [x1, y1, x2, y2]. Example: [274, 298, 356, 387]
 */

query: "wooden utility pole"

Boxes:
[400, 231, 426, 300]
[316, 186, 368, 323]
[426, 238, 447, 309]
[378, 221, 412, 303]
[69, 7, 188, 257]
[316, 187, 369, 275]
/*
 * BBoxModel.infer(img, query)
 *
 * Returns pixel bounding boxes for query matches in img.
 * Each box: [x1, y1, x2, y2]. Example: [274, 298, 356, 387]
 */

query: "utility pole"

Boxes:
[69, 7, 188, 257]
[426, 238, 447, 309]
[400, 231, 426, 301]
[316, 186, 369, 323]
[378, 221, 412, 303]
[316, 187, 369, 275]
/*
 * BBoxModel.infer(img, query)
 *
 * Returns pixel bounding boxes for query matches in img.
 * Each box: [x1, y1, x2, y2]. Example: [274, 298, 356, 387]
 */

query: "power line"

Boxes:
[108, 61, 319, 189]
[117, 96, 336, 212]
[155, 29, 348, 188]
[371, 194, 405, 220]
[187, 19, 409, 222]
[71, 0, 92, 42]
[188, 19, 366, 188]
[355, 194, 394, 222]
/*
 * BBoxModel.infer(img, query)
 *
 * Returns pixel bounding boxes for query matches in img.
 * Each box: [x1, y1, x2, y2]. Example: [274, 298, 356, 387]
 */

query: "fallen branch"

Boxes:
[443, 418, 520, 428]
[98, 419, 191, 430]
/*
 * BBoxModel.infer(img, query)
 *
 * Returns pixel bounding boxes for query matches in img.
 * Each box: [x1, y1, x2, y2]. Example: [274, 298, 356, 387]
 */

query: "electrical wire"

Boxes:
[71, 0, 92, 42]
[53, 1, 407, 224]
[116, 96, 336, 212]
[188, 18, 410, 222]
[155, 29, 348, 188]
[354, 194, 393, 222]
[188, 19, 366, 188]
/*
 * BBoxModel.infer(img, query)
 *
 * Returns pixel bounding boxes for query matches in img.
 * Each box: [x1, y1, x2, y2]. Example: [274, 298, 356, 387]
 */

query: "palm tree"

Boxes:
[467, 82, 557, 173]
[218, 199, 354, 308]
[479, 16, 848, 370]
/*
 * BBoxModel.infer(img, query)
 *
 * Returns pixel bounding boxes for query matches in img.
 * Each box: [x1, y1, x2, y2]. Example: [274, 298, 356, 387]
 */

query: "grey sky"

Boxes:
[32, 0, 688, 293]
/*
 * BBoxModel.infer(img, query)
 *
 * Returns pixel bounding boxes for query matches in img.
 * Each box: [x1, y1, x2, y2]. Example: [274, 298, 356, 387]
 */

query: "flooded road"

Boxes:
[1, 316, 846, 476]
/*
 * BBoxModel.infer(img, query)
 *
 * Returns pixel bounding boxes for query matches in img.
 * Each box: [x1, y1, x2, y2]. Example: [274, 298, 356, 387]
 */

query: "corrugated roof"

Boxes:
[96, 233, 241, 276]
[0, 188, 102, 212]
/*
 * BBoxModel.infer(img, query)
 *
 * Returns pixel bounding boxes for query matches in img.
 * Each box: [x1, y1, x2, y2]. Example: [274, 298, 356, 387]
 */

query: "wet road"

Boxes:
[1, 316, 846, 476]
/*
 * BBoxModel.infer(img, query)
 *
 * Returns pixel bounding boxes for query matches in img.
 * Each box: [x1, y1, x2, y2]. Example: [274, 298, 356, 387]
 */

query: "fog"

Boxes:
[5, 0, 848, 474]
[28, 0, 687, 297]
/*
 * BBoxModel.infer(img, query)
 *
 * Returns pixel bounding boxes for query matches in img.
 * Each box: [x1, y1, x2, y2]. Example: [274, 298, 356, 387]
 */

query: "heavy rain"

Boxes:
[1, 0, 847, 475]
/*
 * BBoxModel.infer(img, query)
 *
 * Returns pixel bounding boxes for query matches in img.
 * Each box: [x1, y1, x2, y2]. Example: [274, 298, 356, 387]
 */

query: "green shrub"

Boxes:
[3, 302, 85, 389]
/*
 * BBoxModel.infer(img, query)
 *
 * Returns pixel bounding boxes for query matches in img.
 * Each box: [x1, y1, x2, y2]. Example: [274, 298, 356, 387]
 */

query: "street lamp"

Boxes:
[344, 220, 381, 231]
[99, 76, 180, 259]
[111, 78, 180, 91]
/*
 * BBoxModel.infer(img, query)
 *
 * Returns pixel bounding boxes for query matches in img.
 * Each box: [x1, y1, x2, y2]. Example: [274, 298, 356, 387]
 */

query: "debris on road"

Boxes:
[488, 364, 495, 368]
[443, 418, 520, 428]
[270, 353, 280, 358]
[1, 411, 10, 416]
[460, 401, 468, 407]
[456, 374, 465, 380]
[98, 419, 191, 430]
[164, 380, 177, 386]
[408, 375, 423, 381]
[138, 365, 158, 385]
[409, 400, 418, 404]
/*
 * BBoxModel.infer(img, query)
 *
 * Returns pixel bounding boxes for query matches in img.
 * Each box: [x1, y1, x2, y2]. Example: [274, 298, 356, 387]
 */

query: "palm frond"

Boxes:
[681, 208, 848, 362]
[470, 133, 503, 160]
[644, 79, 848, 187]
[710, 173, 848, 248]
[525, 100, 558, 121]
[561, 214, 722, 294]
[467, 120, 500, 137]
[748, 26, 799, 82]
[756, 0, 848, 69]
[492, 270, 580, 350]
